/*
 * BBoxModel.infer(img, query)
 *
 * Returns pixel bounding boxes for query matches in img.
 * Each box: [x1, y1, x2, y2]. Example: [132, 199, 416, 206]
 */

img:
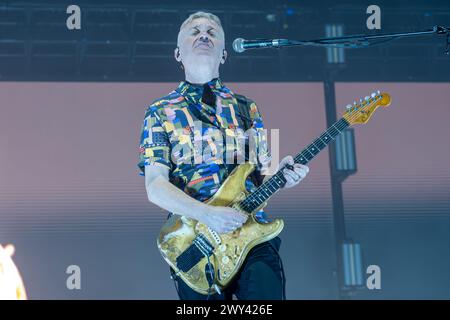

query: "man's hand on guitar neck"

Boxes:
[280, 155, 310, 188]
[262, 155, 310, 189]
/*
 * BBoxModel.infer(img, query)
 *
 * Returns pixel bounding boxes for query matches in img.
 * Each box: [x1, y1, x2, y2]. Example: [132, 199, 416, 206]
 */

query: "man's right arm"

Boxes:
[144, 164, 247, 234]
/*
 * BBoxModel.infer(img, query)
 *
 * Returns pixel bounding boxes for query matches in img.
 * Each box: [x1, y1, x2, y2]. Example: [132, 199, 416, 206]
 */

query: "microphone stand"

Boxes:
[267, 24, 448, 300]
[238, 25, 449, 299]
[266, 25, 450, 54]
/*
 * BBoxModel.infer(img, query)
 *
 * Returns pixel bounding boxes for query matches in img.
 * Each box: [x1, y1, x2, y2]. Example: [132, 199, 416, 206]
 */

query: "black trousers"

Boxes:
[170, 237, 286, 300]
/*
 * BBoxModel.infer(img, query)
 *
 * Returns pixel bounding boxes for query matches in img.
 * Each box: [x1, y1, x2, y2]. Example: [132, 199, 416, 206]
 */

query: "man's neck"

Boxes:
[184, 67, 219, 85]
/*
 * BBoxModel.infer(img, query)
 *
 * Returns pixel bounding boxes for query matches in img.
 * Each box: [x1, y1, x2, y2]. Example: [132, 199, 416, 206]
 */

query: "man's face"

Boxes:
[176, 17, 226, 72]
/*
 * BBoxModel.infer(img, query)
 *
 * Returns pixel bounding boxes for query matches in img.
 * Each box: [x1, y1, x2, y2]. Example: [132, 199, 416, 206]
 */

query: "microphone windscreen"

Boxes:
[232, 38, 245, 53]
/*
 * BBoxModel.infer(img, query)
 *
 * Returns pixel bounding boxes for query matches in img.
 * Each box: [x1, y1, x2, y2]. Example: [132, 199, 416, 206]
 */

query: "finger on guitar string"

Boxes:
[283, 167, 300, 181]
[293, 163, 309, 177]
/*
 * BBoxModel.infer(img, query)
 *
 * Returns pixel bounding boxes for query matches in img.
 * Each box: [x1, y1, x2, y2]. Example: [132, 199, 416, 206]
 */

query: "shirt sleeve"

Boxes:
[138, 106, 172, 176]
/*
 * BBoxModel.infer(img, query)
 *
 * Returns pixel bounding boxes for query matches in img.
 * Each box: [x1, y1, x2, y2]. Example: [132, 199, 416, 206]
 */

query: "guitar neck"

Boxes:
[239, 117, 351, 213]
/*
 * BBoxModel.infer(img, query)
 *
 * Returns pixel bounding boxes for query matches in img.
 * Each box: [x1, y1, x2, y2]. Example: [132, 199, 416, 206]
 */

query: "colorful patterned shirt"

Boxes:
[138, 78, 269, 202]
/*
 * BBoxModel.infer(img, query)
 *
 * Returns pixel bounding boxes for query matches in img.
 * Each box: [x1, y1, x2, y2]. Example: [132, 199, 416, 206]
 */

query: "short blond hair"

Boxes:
[179, 11, 224, 33]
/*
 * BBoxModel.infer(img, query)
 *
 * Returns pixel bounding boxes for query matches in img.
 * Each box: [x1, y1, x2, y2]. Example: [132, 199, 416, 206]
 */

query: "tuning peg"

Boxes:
[371, 92, 376, 98]
[377, 90, 380, 95]
[345, 104, 352, 110]
[365, 96, 370, 100]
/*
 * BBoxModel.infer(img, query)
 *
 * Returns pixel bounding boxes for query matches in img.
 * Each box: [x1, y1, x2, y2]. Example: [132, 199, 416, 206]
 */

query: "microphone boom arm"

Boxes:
[234, 25, 450, 54]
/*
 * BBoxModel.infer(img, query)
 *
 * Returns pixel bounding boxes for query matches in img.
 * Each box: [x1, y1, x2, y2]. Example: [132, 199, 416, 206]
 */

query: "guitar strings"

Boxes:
[240, 119, 349, 211]
[242, 97, 379, 209]
[239, 96, 380, 212]
[241, 109, 360, 208]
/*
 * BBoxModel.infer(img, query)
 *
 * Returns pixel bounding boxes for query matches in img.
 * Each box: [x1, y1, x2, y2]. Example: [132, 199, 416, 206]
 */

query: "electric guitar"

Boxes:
[157, 91, 391, 294]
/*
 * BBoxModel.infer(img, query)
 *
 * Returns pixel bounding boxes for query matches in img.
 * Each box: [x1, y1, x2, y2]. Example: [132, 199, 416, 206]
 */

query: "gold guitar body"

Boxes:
[157, 162, 284, 295]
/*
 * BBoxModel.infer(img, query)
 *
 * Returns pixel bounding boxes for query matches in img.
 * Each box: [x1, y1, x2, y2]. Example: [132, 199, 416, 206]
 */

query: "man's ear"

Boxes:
[221, 49, 228, 64]
[174, 47, 181, 62]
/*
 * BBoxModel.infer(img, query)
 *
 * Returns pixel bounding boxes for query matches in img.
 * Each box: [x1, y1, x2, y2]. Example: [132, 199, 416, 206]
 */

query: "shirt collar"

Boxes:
[176, 78, 224, 103]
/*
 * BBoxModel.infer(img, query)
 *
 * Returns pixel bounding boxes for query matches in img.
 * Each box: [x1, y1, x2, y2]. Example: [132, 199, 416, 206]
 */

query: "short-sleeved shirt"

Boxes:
[138, 78, 269, 202]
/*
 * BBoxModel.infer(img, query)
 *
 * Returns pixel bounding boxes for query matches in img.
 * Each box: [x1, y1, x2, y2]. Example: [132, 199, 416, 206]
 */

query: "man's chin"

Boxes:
[193, 49, 215, 57]
[190, 54, 217, 64]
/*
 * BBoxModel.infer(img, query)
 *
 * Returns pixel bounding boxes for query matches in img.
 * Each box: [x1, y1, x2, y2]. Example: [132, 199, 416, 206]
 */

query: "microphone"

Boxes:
[232, 38, 287, 53]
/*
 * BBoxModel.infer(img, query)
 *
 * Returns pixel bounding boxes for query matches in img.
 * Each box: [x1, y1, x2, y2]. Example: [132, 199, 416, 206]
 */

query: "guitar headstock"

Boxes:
[343, 91, 391, 125]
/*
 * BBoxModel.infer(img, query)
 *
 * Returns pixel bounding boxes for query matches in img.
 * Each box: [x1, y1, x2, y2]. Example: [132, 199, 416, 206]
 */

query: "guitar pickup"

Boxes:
[176, 234, 214, 272]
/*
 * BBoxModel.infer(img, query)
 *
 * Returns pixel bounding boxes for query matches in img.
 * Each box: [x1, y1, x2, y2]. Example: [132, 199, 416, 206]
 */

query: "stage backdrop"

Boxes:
[0, 82, 449, 299]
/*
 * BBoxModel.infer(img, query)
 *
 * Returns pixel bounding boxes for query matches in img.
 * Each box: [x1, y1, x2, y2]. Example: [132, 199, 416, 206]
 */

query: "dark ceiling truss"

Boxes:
[0, 1, 449, 82]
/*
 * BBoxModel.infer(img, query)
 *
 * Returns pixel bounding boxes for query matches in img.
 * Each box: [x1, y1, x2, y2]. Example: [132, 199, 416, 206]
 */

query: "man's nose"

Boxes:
[199, 34, 209, 42]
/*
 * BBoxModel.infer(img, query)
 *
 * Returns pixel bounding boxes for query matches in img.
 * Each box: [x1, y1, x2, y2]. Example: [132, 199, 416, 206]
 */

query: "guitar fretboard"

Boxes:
[239, 117, 350, 213]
